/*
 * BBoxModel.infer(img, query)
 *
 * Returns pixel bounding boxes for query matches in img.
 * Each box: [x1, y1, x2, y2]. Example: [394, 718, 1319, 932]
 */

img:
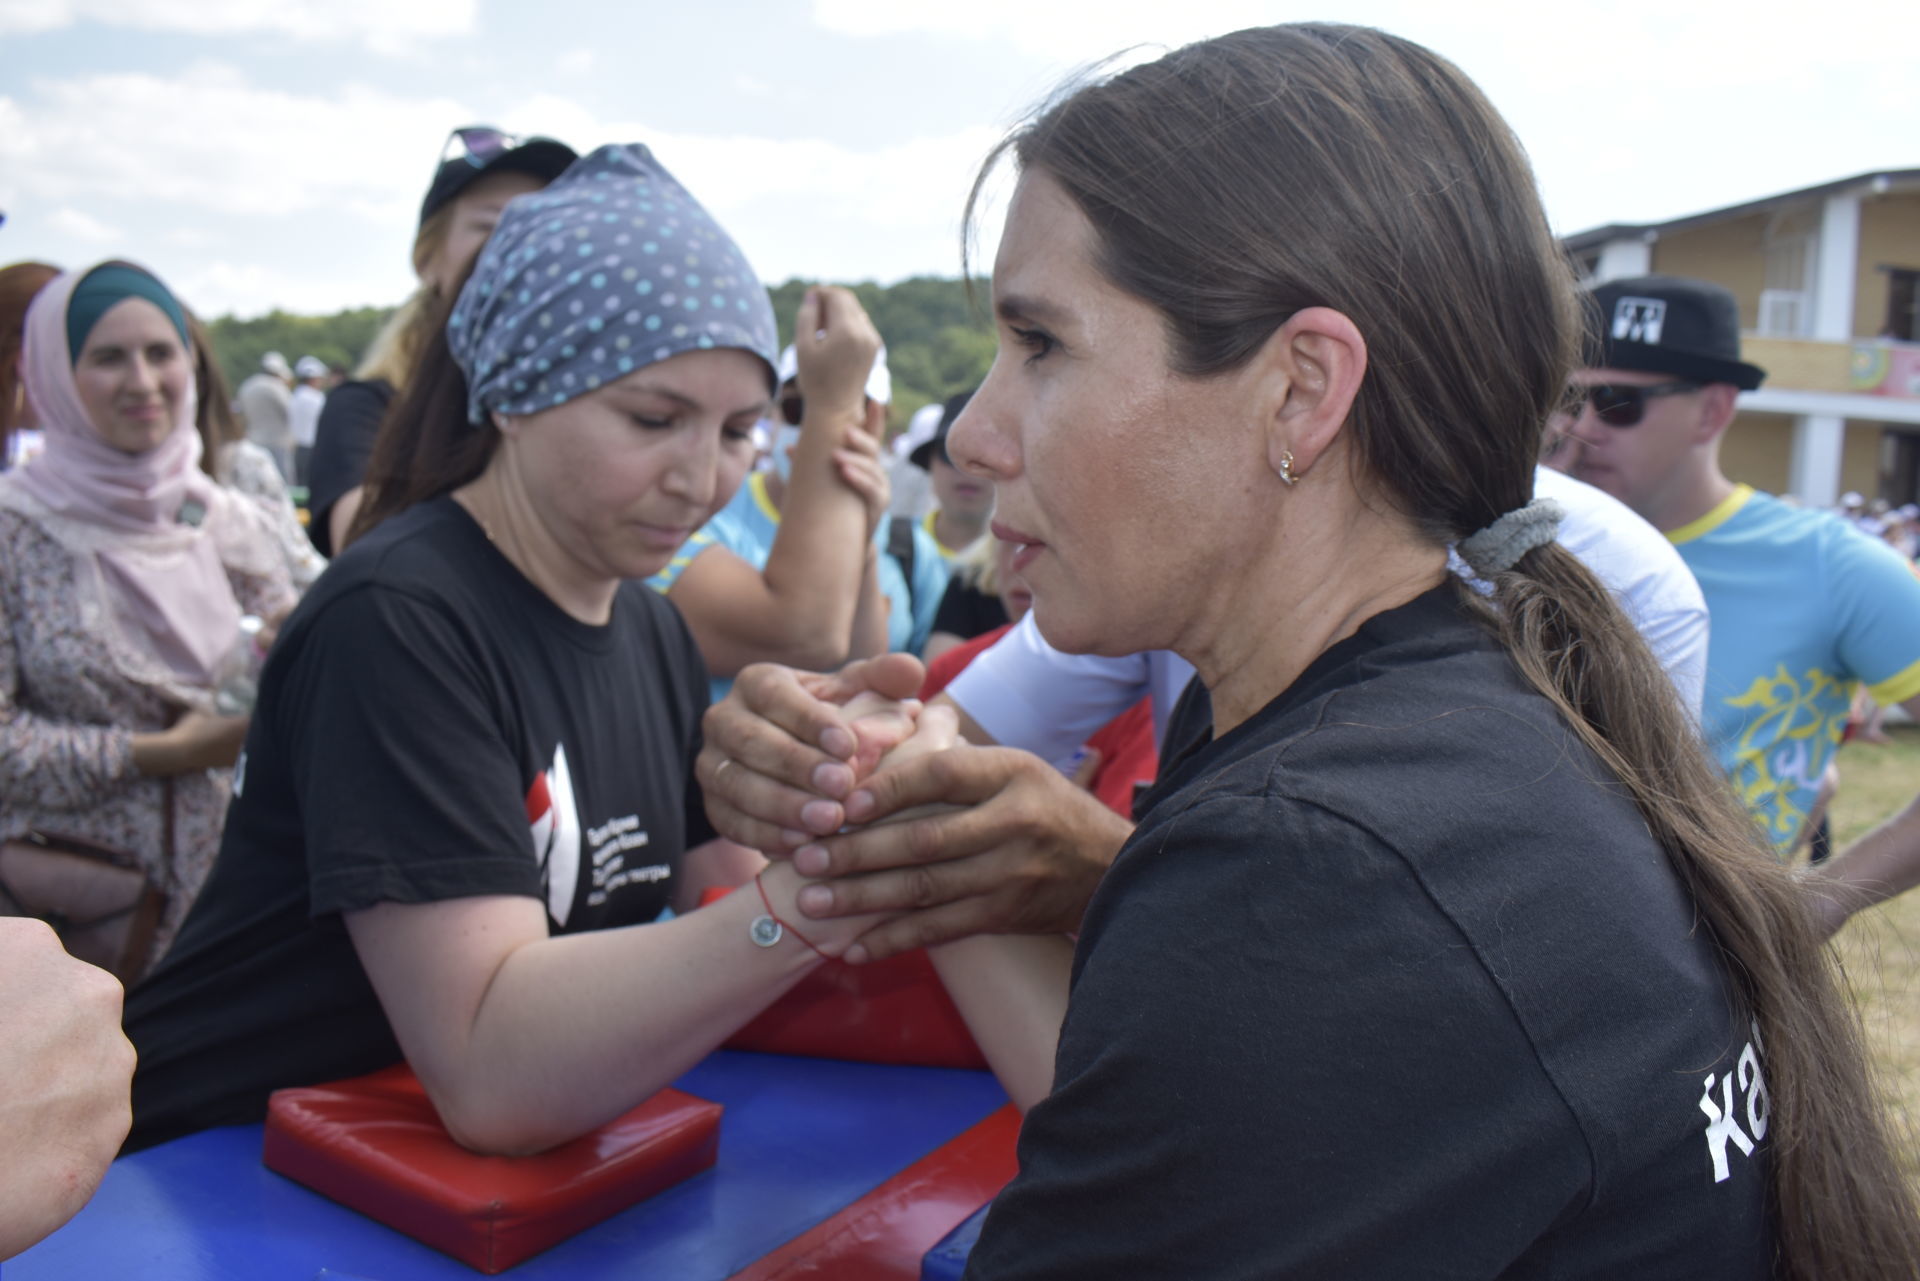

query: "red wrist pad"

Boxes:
[701, 885, 988, 1069]
[262, 1064, 722, 1274]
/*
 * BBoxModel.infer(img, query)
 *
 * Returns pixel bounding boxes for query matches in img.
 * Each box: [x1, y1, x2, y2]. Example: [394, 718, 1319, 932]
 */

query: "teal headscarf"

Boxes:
[65, 264, 191, 367]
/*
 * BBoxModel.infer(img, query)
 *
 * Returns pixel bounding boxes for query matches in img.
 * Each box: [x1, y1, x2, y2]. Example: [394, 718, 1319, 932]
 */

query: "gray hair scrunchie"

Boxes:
[446, 142, 779, 427]
[1458, 497, 1565, 576]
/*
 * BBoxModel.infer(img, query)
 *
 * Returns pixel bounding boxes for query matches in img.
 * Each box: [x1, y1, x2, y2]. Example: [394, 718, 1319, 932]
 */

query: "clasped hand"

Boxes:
[697, 655, 1132, 963]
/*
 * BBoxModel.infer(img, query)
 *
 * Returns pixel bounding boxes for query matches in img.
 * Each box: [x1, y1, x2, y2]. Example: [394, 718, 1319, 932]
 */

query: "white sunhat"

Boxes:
[895, 401, 943, 460]
[294, 355, 328, 380]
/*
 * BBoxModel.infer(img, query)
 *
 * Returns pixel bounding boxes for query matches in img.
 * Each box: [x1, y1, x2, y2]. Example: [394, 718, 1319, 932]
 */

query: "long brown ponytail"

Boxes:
[975, 23, 1920, 1277]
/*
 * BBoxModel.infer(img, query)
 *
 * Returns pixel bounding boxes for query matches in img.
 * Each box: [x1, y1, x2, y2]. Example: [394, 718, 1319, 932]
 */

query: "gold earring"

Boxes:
[1278, 448, 1298, 487]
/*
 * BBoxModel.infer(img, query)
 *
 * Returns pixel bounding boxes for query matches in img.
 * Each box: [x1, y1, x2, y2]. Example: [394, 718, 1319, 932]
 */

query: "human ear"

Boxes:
[1694, 384, 1739, 445]
[1257, 306, 1368, 485]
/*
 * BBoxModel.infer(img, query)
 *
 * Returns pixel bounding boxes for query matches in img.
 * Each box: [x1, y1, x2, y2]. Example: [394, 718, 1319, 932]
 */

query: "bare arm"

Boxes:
[852, 702, 1071, 1112]
[922, 632, 966, 664]
[1803, 692, 1920, 934]
[343, 853, 888, 1156]
[930, 934, 1071, 1112]
[0, 919, 134, 1260]
[839, 436, 894, 663]
[328, 485, 364, 555]
[665, 292, 883, 677]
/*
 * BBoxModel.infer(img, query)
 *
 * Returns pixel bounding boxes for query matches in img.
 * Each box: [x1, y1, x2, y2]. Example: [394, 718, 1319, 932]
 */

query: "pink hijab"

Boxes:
[8, 263, 242, 691]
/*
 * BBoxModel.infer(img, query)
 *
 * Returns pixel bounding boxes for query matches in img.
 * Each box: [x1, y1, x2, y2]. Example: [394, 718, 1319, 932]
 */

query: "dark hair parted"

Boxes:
[970, 23, 1919, 1277]
[344, 275, 497, 547]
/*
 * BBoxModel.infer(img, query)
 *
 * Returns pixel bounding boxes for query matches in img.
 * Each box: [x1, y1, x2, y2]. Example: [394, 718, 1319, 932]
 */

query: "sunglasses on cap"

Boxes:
[1567, 380, 1701, 428]
[440, 126, 521, 170]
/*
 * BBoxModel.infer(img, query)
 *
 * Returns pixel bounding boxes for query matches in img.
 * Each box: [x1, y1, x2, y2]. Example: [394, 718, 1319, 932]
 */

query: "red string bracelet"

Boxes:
[753, 870, 832, 962]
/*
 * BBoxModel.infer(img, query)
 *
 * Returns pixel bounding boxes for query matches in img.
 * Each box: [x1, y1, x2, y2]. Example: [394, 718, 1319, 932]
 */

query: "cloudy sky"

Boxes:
[2, 0, 1915, 318]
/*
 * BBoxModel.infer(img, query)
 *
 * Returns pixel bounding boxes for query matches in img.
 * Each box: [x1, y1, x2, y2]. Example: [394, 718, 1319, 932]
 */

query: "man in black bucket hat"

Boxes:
[1551, 275, 1766, 530]
[1550, 274, 1920, 930]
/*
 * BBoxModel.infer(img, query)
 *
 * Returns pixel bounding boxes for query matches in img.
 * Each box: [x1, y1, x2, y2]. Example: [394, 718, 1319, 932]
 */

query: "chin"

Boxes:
[1028, 595, 1137, 659]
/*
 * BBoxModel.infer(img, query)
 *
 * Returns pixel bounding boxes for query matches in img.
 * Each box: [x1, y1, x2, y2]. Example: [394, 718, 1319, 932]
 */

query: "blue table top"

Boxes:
[8, 1051, 1007, 1281]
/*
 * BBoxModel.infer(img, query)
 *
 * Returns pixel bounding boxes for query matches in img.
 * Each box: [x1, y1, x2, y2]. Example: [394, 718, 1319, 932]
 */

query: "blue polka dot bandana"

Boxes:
[446, 142, 779, 426]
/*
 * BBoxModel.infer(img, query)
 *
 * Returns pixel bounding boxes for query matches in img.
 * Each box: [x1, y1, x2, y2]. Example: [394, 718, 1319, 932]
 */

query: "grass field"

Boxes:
[1823, 724, 1920, 1173]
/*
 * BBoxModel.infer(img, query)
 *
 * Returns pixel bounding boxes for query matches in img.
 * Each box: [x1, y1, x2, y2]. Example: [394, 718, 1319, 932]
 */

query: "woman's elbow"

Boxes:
[433, 1092, 571, 1158]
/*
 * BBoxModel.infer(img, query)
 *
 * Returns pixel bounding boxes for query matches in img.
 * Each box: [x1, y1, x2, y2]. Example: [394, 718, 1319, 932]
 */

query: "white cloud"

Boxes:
[0, 64, 470, 223]
[0, 62, 1018, 315]
[0, 0, 475, 51]
[502, 93, 1008, 281]
[555, 47, 595, 77]
[811, 0, 1267, 63]
[44, 207, 121, 242]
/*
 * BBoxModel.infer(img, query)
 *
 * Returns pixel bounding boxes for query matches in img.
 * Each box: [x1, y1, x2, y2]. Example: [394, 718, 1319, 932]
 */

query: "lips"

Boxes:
[991, 519, 1045, 575]
[632, 521, 695, 550]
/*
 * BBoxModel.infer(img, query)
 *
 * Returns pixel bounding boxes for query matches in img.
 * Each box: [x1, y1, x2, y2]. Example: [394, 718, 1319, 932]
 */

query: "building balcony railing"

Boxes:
[1739, 335, 1920, 400]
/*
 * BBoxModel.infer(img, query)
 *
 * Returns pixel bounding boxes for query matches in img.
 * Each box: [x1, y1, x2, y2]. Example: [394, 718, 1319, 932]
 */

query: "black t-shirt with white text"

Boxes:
[124, 496, 714, 1151]
[966, 585, 1774, 1279]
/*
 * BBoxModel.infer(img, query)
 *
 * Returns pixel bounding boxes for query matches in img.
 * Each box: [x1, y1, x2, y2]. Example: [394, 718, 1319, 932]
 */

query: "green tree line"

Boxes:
[206, 277, 995, 433]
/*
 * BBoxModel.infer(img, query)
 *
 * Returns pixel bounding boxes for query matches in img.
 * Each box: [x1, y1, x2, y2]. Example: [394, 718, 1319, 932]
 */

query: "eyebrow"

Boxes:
[994, 291, 1071, 329]
[614, 381, 770, 417]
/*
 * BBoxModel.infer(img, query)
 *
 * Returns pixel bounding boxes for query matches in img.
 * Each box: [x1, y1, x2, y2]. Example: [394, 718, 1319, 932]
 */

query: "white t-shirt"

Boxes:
[288, 385, 326, 449]
[945, 465, 1708, 765]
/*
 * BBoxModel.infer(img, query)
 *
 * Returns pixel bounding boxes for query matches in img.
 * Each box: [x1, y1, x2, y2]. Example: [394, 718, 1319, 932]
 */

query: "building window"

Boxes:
[1759, 210, 1817, 337]
[1886, 268, 1920, 343]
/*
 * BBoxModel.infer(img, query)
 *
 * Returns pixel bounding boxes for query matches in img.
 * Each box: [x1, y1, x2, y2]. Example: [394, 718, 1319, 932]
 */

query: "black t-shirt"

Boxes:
[965, 586, 1773, 1280]
[931, 577, 1010, 642]
[124, 496, 715, 1151]
[304, 377, 393, 556]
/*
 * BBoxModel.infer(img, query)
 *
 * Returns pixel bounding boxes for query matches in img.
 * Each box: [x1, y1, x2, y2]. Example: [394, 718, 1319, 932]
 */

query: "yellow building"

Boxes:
[1565, 169, 1920, 505]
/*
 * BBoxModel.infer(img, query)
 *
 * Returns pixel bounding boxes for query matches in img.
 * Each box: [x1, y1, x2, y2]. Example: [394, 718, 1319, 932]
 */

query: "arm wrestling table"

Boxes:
[6, 1051, 1011, 1280]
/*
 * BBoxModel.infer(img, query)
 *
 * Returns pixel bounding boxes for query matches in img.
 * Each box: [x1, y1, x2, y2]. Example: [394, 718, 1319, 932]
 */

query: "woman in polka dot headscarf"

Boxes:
[122, 143, 905, 1156]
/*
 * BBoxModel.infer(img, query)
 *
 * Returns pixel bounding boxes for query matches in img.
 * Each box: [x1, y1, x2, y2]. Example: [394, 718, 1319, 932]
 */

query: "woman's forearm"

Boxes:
[756, 409, 873, 643]
[846, 544, 891, 661]
[930, 934, 1073, 1113]
[2, 713, 140, 808]
[347, 859, 884, 1157]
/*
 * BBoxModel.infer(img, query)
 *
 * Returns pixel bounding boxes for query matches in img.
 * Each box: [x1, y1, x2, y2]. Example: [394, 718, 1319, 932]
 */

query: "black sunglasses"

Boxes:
[1570, 380, 1701, 428]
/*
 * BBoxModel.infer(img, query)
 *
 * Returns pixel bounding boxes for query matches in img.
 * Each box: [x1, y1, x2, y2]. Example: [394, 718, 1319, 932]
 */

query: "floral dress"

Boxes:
[0, 497, 296, 974]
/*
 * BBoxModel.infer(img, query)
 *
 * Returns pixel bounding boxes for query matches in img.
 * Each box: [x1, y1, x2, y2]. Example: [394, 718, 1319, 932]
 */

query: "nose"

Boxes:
[1559, 394, 1610, 446]
[944, 362, 1019, 482]
[662, 425, 722, 508]
[125, 350, 162, 395]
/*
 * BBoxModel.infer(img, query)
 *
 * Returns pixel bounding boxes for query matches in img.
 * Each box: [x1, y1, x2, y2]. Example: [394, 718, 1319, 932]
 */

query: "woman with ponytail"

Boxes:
[708, 24, 1919, 1280]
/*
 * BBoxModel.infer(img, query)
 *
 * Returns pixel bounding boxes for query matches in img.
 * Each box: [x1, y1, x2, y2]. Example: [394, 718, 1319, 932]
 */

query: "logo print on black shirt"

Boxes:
[525, 743, 581, 927]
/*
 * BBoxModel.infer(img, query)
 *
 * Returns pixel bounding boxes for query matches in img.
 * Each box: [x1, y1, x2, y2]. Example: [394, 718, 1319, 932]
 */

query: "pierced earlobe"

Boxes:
[1278, 448, 1298, 487]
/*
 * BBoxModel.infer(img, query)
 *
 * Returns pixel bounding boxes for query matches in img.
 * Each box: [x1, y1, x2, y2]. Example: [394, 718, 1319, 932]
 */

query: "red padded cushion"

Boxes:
[262, 1064, 722, 1274]
[702, 886, 988, 1070]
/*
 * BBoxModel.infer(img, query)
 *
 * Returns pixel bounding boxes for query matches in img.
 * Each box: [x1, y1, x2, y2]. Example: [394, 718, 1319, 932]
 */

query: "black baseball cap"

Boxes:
[419, 126, 578, 226]
[911, 389, 975, 469]
[1584, 275, 1766, 391]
